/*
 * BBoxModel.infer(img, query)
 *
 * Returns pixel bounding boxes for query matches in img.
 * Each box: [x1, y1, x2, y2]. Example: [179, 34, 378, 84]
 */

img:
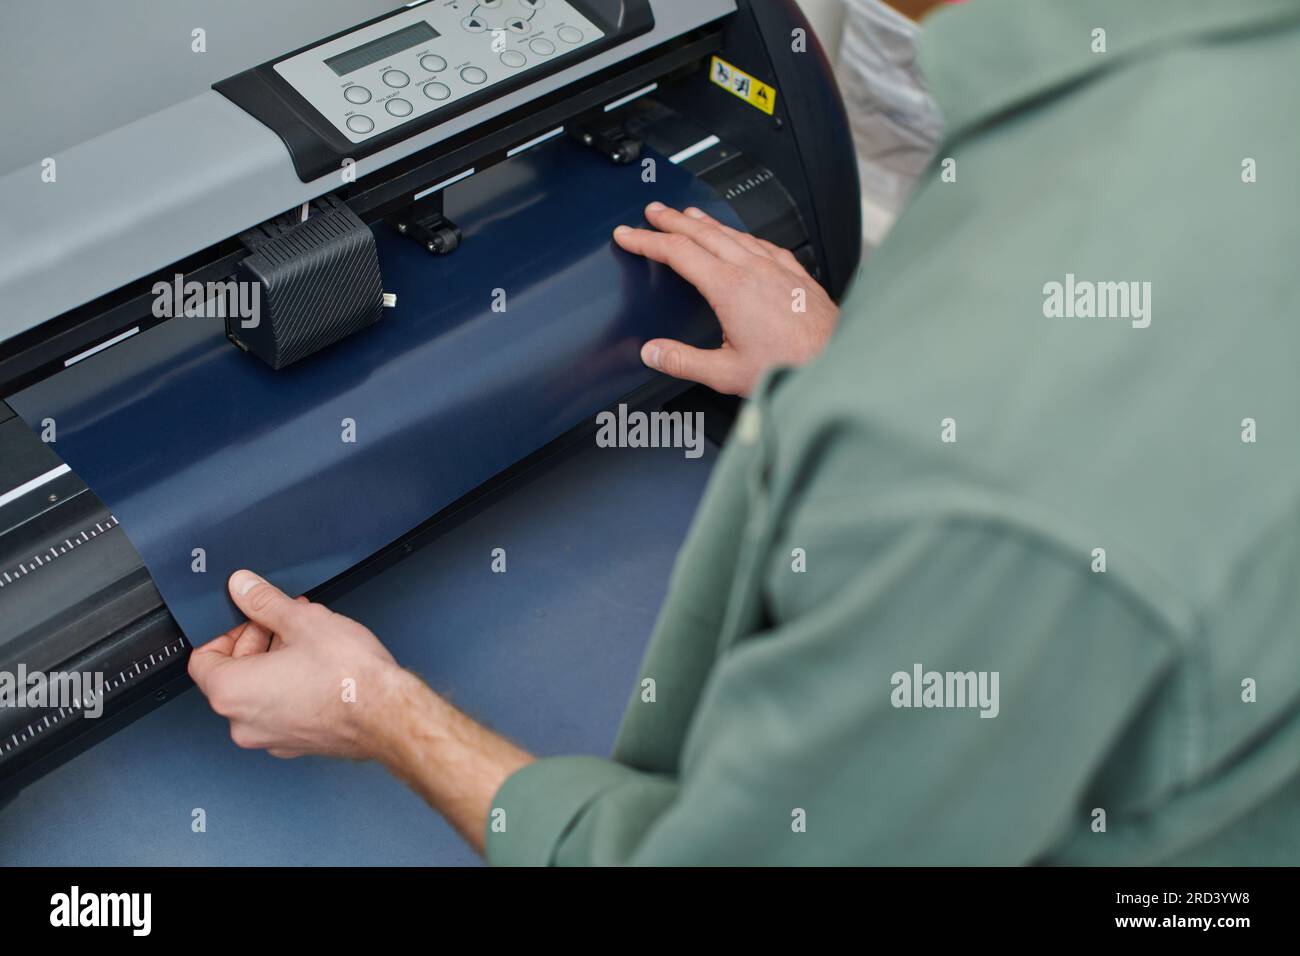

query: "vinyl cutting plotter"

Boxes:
[0, 0, 860, 796]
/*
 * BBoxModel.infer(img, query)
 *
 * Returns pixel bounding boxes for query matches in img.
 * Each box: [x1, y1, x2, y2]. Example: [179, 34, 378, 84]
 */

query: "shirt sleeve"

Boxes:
[486, 514, 1180, 865]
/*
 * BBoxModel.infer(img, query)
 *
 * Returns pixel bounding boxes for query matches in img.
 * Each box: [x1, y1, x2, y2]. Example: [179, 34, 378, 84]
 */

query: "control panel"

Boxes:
[275, 0, 606, 144]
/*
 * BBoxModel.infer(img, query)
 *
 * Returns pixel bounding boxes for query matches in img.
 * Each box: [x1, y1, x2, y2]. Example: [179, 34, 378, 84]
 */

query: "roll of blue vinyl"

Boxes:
[9, 140, 733, 642]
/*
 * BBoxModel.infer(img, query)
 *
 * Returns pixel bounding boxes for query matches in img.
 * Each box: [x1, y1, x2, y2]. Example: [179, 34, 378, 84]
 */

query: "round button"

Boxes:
[420, 54, 447, 73]
[383, 69, 410, 88]
[346, 115, 375, 134]
[385, 97, 414, 117]
[424, 82, 452, 101]
[558, 26, 584, 44]
[500, 50, 527, 68]
[529, 37, 555, 56]
[505, 17, 529, 35]
[461, 66, 488, 85]
[343, 85, 371, 104]
[462, 15, 487, 32]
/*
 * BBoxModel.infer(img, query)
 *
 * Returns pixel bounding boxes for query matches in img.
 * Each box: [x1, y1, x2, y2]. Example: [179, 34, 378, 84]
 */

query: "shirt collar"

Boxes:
[919, 0, 1300, 145]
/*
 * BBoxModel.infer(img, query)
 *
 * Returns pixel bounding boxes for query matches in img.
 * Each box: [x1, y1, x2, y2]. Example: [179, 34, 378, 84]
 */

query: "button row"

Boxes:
[341, 65, 484, 133]
[464, 15, 532, 35]
[460, 13, 582, 47]
[464, 19, 584, 44]
[339, 12, 583, 136]
[348, 48, 544, 99]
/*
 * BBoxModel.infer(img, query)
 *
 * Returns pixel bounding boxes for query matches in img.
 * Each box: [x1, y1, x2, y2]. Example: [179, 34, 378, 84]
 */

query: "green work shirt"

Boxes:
[486, 0, 1300, 865]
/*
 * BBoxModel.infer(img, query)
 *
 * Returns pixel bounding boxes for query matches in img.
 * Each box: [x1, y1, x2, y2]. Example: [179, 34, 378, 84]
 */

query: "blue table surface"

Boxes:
[0, 441, 715, 865]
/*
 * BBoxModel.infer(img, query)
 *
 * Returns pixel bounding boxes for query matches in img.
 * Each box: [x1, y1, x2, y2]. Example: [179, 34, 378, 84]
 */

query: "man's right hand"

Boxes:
[187, 572, 402, 761]
[614, 202, 840, 397]
[189, 571, 534, 853]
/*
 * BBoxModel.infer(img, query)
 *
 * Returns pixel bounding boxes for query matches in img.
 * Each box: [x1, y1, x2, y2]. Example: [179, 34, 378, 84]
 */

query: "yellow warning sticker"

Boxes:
[709, 55, 778, 115]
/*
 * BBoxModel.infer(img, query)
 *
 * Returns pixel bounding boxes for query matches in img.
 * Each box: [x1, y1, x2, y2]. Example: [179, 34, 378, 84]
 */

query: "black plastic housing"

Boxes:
[231, 196, 385, 370]
[655, 0, 863, 300]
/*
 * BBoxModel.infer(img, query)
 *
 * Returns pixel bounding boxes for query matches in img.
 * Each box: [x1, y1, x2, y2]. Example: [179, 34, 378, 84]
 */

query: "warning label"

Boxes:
[709, 55, 778, 116]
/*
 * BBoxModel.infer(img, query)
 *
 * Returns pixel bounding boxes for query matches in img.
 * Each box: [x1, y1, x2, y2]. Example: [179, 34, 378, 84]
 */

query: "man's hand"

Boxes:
[188, 571, 401, 760]
[614, 202, 839, 396]
[189, 571, 534, 852]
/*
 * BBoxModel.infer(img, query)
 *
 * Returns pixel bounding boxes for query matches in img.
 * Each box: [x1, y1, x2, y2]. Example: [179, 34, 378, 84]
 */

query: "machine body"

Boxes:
[0, 0, 861, 794]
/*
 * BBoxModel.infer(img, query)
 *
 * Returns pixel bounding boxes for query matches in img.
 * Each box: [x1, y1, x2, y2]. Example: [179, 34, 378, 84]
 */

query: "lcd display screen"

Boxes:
[325, 21, 439, 76]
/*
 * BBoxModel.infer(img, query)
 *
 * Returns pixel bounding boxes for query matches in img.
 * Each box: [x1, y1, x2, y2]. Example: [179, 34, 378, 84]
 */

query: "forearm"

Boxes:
[364, 668, 534, 854]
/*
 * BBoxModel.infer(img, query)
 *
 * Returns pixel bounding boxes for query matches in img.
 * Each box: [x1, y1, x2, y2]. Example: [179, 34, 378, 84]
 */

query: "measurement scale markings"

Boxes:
[0, 515, 119, 588]
[0, 637, 188, 755]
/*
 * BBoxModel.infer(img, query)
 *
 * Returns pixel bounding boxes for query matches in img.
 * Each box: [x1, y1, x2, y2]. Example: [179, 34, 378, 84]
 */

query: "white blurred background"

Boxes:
[795, 0, 848, 57]
[792, 0, 943, 254]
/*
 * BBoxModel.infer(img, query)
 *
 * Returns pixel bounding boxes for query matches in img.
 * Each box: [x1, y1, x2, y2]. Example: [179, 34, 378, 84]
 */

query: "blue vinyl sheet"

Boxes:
[9, 140, 734, 642]
[0, 440, 718, 865]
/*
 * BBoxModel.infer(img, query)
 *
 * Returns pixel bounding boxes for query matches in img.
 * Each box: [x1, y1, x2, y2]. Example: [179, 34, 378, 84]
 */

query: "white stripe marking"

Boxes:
[64, 326, 140, 367]
[0, 464, 71, 509]
[604, 83, 658, 112]
[507, 126, 566, 157]
[413, 167, 476, 200]
[669, 135, 721, 166]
